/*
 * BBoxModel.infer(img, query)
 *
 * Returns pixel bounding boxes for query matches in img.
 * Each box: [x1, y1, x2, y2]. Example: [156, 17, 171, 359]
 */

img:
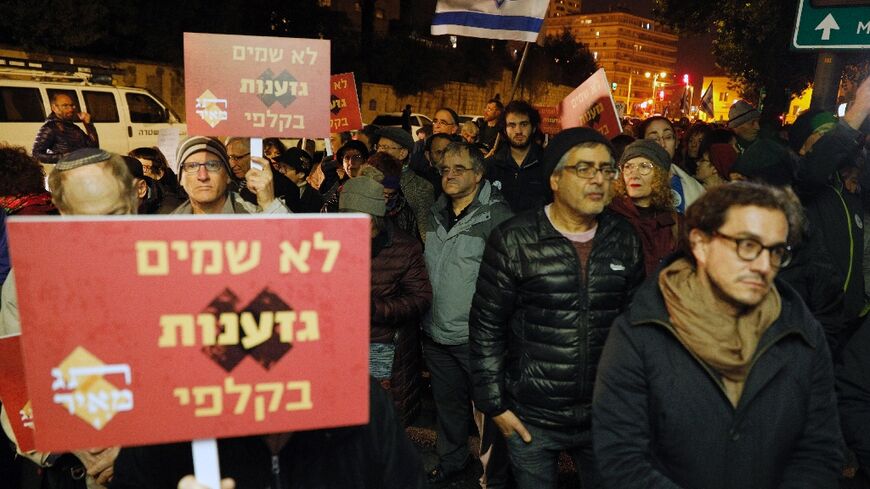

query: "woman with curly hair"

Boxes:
[0, 145, 56, 215]
[609, 139, 682, 275]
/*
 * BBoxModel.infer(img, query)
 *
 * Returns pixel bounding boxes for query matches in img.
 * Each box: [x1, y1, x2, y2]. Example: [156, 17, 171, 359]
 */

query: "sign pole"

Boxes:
[809, 51, 845, 112]
[192, 438, 221, 489]
[509, 42, 531, 102]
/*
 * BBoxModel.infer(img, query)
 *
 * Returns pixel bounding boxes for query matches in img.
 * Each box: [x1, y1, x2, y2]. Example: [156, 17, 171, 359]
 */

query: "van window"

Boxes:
[46, 89, 82, 114]
[83, 91, 120, 123]
[0, 87, 44, 122]
[125, 93, 168, 123]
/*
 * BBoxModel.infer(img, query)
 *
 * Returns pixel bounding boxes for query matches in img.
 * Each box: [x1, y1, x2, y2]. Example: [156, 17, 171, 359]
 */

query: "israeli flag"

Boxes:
[431, 0, 550, 42]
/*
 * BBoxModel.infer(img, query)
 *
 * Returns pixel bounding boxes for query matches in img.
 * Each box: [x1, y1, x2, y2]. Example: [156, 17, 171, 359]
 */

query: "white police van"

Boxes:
[0, 56, 186, 157]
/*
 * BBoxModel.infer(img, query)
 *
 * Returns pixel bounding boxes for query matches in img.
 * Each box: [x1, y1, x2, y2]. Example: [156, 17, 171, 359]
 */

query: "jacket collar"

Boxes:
[491, 142, 543, 170]
[535, 205, 622, 243]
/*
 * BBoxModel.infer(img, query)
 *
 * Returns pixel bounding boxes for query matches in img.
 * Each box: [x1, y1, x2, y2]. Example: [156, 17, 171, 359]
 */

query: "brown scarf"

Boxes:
[658, 258, 781, 407]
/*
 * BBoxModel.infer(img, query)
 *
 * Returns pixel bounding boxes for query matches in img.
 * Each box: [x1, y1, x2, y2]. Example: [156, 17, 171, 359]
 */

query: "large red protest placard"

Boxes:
[184, 33, 330, 138]
[560, 68, 623, 138]
[0, 335, 36, 452]
[6, 215, 370, 452]
[330, 73, 363, 133]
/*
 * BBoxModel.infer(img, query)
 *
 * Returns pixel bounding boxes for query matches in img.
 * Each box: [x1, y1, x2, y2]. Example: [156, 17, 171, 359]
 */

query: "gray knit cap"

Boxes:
[176, 136, 233, 181]
[728, 100, 760, 129]
[339, 176, 386, 217]
[619, 139, 672, 172]
[56, 148, 113, 172]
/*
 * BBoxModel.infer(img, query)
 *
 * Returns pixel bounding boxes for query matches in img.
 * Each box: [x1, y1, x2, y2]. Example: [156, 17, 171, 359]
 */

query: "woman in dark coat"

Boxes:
[339, 174, 432, 426]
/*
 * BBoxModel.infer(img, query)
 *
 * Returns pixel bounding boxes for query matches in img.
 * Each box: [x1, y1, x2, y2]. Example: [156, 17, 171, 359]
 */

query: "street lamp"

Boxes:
[645, 72, 667, 113]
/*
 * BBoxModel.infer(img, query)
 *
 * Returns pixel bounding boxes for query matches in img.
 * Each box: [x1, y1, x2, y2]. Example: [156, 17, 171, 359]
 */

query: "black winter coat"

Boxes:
[593, 263, 843, 489]
[837, 316, 870, 481]
[469, 207, 644, 430]
[484, 143, 545, 213]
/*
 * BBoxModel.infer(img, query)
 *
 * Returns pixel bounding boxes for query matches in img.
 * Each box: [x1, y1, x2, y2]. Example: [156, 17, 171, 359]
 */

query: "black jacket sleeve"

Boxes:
[592, 317, 685, 489]
[469, 224, 518, 417]
[837, 318, 870, 480]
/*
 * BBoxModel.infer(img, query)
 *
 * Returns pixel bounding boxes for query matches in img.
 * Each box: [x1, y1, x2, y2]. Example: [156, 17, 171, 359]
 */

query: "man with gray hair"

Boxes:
[171, 136, 288, 215]
[423, 141, 513, 486]
[470, 128, 644, 489]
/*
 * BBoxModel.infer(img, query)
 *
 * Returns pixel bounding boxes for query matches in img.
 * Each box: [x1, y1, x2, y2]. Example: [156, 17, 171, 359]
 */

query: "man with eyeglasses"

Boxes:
[594, 182, 842, 489]
[484, 100, 545, 214]
[33, 93, 99, 165]
[432, 107, 460, 136]
[422, 141, 513, 487]
[470, 128, 644, 489]
[171, 136, 288, 215]
[374, 127, 433, 240]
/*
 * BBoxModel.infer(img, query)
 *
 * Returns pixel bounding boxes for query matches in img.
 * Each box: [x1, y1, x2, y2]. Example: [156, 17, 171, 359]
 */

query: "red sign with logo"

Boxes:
[0, 335, 36, 452]
[534, 106, 561, 135]
[184, 32, 331, 138]
[559, 68, 623, 138]
[6, 215, 371, 452]
[330, 73, 363, 133]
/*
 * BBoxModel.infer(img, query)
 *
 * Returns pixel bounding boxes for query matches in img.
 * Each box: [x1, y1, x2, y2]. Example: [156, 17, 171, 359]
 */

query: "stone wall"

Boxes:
[360, 69, 575, 122]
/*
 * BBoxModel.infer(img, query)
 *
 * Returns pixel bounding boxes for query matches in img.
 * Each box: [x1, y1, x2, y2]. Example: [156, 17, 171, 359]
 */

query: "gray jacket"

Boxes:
[423, 181, 512, 344]
[171, 191, 289, 215]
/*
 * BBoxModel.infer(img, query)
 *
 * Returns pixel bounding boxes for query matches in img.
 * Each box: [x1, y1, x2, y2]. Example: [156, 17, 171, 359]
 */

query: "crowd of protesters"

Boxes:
[1, 75, 869, 489]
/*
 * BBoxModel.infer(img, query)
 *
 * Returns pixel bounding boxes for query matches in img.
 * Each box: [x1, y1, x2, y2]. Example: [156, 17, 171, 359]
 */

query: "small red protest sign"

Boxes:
[184, 32, 331, 138]
[6, 215, 371, 452]
[330, 73, 363, 133]
[534, 106, 561, 135]
[0, 335, 35, 452]
[559, 68, 622, 138]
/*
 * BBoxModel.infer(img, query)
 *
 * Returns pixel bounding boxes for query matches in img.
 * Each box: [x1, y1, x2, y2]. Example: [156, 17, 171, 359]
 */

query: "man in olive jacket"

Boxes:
[470, 128, 645, 489]
[593, 182, 843, 489]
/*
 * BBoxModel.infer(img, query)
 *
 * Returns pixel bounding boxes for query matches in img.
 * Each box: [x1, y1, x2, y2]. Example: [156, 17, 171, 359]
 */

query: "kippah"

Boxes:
[56, 148, 112, 172]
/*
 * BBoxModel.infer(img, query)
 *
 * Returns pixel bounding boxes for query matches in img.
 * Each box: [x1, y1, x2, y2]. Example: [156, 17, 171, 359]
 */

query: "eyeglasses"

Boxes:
[646, 133, 675, 144]
[621, 161, 655, 175]
[374, 144, 403, 152]
[343, 154, 364, 162]
[433, 119, 455, 127]
[438, 166, 473, 176]
[563, 164, 620, 180]
[228, 153, 250, 161]
[712, 231, 792, 268]
[182, 161, 224, 173]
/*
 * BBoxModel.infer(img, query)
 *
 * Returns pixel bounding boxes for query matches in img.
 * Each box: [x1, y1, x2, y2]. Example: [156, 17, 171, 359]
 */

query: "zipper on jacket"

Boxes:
[271, 454, 282, 489]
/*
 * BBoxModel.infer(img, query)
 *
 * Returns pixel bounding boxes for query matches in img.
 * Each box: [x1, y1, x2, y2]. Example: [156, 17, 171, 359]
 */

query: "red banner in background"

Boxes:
[534, 106, 561, 135]
[0, 335, 35, 452]
[6, 215, 371, 452]
[330, 73, 363, 133]
[184, 33, 331, 138]
[559, 68, 623, 138]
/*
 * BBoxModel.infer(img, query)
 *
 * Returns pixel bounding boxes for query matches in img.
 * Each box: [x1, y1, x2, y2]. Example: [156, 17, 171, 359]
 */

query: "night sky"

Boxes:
[580, 0, 722, 91]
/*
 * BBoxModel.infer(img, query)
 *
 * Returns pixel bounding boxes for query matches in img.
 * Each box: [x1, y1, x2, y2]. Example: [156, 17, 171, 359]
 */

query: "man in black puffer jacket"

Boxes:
[469, 127, 644, 489]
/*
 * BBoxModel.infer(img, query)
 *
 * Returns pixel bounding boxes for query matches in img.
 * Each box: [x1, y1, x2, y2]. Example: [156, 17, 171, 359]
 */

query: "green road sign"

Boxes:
[793, 0, 870, 49]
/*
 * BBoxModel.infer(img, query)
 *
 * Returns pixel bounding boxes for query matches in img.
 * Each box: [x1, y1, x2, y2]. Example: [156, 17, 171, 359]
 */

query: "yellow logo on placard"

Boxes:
[194, 89, 229, 128]
[51, 347, 134, 430]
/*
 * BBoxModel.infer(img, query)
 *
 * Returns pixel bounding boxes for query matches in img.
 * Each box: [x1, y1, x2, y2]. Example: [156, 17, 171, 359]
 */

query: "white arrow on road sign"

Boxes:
[815, 13, 840, 41]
